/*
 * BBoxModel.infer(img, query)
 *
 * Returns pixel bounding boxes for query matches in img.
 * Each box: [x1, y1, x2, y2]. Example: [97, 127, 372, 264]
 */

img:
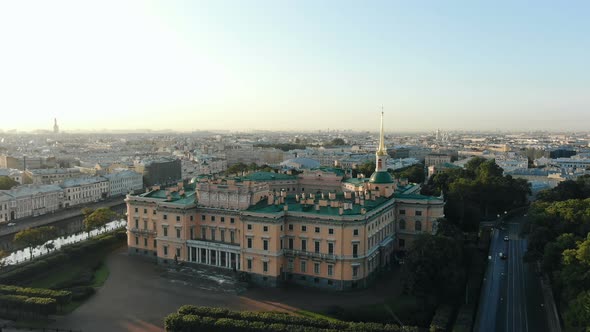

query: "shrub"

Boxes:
[0, 284, 71, 305]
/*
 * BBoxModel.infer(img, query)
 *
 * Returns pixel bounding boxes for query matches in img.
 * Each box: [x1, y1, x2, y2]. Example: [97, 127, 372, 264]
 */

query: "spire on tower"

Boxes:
[376, 108, 387, 156]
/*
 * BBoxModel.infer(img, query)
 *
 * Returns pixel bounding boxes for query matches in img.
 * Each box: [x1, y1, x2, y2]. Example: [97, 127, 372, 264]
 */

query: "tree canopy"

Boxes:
[14, 226, 56, 260]
[0, 176, 18, 190]
[84, 207, 117, 234]
[390, 164, 425, 184]
[422, 157, 531, 232]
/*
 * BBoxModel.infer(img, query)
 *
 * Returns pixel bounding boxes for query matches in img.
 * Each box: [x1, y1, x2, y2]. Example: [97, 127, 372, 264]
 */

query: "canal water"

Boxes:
[1, 219, 126, 266]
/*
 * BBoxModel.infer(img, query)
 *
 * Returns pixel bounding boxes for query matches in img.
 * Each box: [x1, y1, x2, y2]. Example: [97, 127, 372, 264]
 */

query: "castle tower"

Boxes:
[369, 110, 394, 197]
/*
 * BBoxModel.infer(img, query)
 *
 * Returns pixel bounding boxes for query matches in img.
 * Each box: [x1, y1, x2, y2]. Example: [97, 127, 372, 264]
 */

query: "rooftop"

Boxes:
[27, 168, 80, 175]
[136, 184, 197, 206]
[235, 171, 296, 182]
[61, 177, 107, 187]
[0, 184, 62, 198]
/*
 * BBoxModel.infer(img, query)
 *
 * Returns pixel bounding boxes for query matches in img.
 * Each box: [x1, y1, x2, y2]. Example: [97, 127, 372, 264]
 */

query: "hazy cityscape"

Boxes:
[1, 1, 589, 332]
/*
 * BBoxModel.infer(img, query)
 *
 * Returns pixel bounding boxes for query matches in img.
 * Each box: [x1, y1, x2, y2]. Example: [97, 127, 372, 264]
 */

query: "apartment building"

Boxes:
[0, 185, 63, 223]
[104, 170, 143, 197]
[25, 168, 83, 185]
[61, 177, 109, 208]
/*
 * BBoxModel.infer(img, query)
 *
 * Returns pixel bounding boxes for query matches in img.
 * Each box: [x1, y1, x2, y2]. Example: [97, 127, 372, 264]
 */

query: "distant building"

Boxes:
[104, 170, 143, 197]
[425, 154, 452, 167]
[25, 168, 83, 185]
[547, 148, 576, 159]
[53, 118, 59, 134]
[0, 155, 57, 171]
[280, 157, 321, 170]
[136, 158, 182, 187]
[61, 177, 109, 208]
[0, 169, 23, 184]
[0, 185, 63, 223]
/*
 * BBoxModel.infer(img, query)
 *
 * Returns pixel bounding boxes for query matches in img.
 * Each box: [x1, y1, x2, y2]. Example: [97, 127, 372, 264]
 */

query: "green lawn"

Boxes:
[295, 309, 341, 323]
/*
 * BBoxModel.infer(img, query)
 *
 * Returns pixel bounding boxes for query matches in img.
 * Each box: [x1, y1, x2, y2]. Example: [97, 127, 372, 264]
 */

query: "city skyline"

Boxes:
[1, 1, 589, 132]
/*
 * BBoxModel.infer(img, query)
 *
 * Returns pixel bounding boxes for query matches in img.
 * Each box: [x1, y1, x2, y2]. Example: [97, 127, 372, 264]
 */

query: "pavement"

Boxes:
[474, 220, 550, 332]
[45, 248, 400, 332]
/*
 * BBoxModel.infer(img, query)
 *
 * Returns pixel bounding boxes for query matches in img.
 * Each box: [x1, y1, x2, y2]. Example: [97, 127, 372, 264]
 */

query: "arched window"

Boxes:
[415, 220, 422, 232]
[399, 219, 406, 230]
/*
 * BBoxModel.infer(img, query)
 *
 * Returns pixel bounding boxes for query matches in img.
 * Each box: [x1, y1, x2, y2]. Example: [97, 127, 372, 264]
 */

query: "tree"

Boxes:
[14, 226, 56, 260]
[564, 290, 590, 330]
[355, 160, 375, 178]
[0, 176, 18, 190]
[84, 207, 117, 235]
[0, 250, 8, 269]
[403, 234, 464, 302]
[391, 164, 425, 183]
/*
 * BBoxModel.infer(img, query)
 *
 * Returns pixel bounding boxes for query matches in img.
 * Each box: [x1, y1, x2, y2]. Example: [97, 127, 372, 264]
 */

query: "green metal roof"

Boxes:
[369, 171, 394, 184]
[138, 187, 197, 206]
[237, 171, 296, 182]
[394, 193, 442, 201]
[343, 178, 368, 185]
[247, 194, 390, 216]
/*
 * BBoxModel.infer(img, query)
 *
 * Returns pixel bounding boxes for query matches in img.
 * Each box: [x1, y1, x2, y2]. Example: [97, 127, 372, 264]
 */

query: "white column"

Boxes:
[216, 250, 221, 266]
[206, 249, 210, 265]
[225, 252, 230, 268]
[188, 246, 192, 262]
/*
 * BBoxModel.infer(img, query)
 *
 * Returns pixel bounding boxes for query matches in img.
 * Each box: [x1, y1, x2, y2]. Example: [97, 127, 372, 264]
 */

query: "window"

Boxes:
[230, 230, 235, 243]
[301, 225, 307, 232]
[163, 214, 168, 220]
[415, 210, 422, 216]
[288, 259, 294, 270]
[135, 220, 138, 229]
[399, 209, 406, 215]
[288, 224, 293, 231]
[399, 239, 405, 248]
[190, 227, 194, 240]
[328, 228, 334, 235]
[135, 236, 139, 245]
[301, 239, 307, 252]
[210, 229, 216, 241]
[314, 241, 320, 253]
[300, 260, 307, 273]
[144, 238, 148, 247]
[352, 243, 358, 258]
[327, 264, 333, 276]
[176, 216, 180, 222]
[263, 226, 268, 232]
[399, 220, 406, 230]
[176, 248, 181, 258]
[263, 261, 268, 272]
[153, 209, 157, 215]
[352, 266, 359, 277]
[288, 238, 294, 249]
[220, 229, 225, 242]
[221, 217, 225, 223]
[247, 259, 252, 270]
[190, 215, 193, 221]
[211, 216, 215, 222]
[328, 242, 334, 255]
[163, 246, 168, 256]
[163, 226, 168, 237]
[153, 239, 157, 248]
[201, 227, 206, 240]
[415, 220, 422, 231]
[247, 238, 252, 248]
[230, 218, 235, 224]
[143, 208, 147, 214]
[247, 224, 252, 230]
[176, 228, 181, 238]
[353, 229, 359, 236]
[315, 227, 320, 233]
[134, 207, 138, 213]
[314, 262, 320, 274]
[201, 215, 206, 221]
[263, 239, 269, 251]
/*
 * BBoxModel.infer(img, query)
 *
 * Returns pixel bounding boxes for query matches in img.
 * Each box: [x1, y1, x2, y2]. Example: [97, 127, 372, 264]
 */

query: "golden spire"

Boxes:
[376, 108, 387, 156]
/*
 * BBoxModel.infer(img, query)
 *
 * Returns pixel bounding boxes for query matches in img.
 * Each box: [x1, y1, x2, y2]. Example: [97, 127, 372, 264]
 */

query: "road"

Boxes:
[475, 220, 549, 332]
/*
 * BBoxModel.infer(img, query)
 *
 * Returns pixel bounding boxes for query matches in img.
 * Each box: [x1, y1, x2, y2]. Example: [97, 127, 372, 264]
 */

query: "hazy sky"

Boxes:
[1, 1, 588, 132]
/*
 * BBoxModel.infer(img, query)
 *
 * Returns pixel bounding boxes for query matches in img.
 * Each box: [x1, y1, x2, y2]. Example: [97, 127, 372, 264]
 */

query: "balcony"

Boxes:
[127, 227, 157, 236]
[283, 249, 336, 261]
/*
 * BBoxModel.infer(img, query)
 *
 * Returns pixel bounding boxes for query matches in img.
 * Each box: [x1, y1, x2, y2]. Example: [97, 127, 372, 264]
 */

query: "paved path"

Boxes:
[48, 249, 399, 332]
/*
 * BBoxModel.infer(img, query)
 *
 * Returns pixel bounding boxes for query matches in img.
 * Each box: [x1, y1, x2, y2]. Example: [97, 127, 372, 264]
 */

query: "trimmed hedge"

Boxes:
[0, 230, 125, 285]
[165, 306, 417, 332]
[0, 294, 57, 316]
[0, 284, 71, 305]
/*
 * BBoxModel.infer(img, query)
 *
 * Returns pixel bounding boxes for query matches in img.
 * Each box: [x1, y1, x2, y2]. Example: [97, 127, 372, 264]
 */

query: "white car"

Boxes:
[504, 236, 509, 241]
[7, 222, 16, 227]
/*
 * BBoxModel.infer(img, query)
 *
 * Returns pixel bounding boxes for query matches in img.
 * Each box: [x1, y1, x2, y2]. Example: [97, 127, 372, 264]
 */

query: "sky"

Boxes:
[0, 1, 589, 132]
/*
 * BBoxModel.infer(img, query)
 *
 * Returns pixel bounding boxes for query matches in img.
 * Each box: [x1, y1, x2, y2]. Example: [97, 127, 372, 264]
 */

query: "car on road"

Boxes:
[7, 222, 16, 227]
[504, 236, 509, 241]
[499, 252, 508, 260]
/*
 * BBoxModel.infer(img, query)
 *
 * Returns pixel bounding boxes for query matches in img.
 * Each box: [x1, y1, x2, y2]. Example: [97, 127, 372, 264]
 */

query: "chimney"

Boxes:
[321, 192, 325, 199]
[361, 208, 367, 215]
[315, 204, 320, 211]
[295, 194, 300, 202]
[267, 193, 274, 205]
[329, 192, 336, 200]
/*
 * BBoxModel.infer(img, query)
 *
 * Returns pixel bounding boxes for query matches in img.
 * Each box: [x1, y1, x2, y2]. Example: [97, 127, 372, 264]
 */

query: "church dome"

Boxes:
[369, 171, 394, 184]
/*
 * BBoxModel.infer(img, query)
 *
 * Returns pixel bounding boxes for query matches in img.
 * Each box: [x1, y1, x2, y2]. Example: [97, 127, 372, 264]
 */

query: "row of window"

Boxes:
[201, 215, 235, 223]
[398, 220, 422, 231]
[399, 209, 422, 216]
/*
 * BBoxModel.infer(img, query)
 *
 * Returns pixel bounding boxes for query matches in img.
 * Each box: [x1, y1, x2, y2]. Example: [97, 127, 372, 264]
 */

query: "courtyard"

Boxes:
[49, 248, 402, 332]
